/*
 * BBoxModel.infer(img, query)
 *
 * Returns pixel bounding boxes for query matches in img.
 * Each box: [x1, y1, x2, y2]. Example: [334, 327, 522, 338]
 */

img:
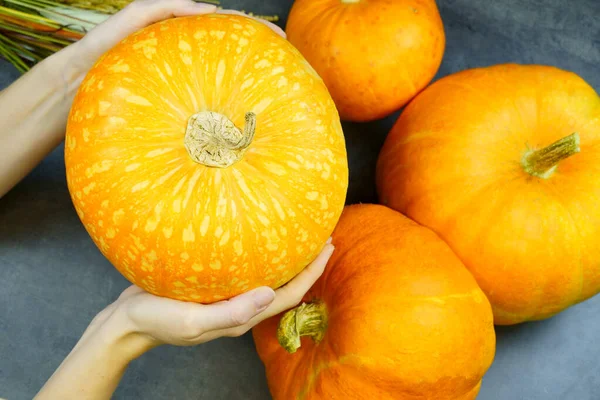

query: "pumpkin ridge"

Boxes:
[299, 352, 482, 400]
[220, 22, 266, 113]
[327, 289, 487, 323]
[538, 180, 585, 304]
[296, 354, 358, 400]
[237, 160, 329, 239]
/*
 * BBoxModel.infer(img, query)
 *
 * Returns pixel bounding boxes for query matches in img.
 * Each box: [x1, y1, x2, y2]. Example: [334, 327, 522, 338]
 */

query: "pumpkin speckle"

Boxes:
[146, 148, 172, 158]
[164, 63, 173, 76]
[306, 191, 319, 201]
[106, 228, 116, 239]
[125, 163, 141, 172]
[241, 77, 255, 91]
[183, 224, 195, 242]
[210, 260, 222, 270]
[178, 40, 192, 52]
[108, 60, 130, 73]
[255, 59, 272, 69]
[133, 38, 158, 59]
[219, 231, 231, 246]
[253, 98, 273, 114]
[112, 209, 125, 224]
[108, 116, 126, 126]
[200, 215, 210, 236]
[131, 181, 150, 192]
[192, 263, 204, 272]
[126, 95, 152, 106]
[277, 76, 288, 88]
[162, 227, 173, 239]
[210, 30, 226, 40]
[144, 217, 159, 233]
[172, 199, 182, 213]
[233, 240, 243, 256]
[82, 182, 96, 195]
[99, 101, 111, 115]
[216, 60, 226, 87]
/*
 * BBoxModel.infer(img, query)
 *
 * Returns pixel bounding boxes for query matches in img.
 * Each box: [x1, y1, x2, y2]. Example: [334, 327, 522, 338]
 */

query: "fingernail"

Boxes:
[326, 237, 333, 244]
[253, 287, 275, 311]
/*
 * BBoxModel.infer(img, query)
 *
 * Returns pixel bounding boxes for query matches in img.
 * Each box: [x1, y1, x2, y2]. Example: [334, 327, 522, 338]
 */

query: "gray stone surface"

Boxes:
[1, 0, 599, 399]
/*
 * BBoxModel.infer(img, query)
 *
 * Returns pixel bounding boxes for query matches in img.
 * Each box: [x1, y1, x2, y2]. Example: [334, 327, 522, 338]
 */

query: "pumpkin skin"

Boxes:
[377, 63, 600, 325]
[65, 14, 349, 303]
[285, 0, 445, 122]
[253, 204, 495, 400]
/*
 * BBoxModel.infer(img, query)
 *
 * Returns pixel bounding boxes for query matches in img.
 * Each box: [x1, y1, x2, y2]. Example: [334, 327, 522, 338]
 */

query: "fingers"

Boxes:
[216, 9, 287, 38]
[124, 0, 217, 24]
[117, 285, 145, 300]
[187, 286, 276, 334]
[268, 243, 334, 314]
[79, 0, 216, 58]
[200, 241, 335, 341]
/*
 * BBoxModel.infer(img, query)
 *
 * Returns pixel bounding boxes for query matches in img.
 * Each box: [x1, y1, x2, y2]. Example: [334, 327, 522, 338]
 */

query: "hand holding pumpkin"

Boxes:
[35, 242, 333, 400]
[110, 241, 334, 348]
[69, 0, 286, 83]
[0, 0, 285, 198]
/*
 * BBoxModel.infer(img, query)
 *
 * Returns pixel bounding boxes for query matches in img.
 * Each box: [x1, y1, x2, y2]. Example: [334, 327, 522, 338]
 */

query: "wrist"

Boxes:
[91, 304, 159, 363]
[40, 42, 89, 101]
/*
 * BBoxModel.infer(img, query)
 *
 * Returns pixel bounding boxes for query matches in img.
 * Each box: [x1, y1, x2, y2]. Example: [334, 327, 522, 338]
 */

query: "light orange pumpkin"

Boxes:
[377, 63, 600, 324]
[253, 204, 496, 400]
[285, 0, 445, 122]
[64, 14, 348, 303]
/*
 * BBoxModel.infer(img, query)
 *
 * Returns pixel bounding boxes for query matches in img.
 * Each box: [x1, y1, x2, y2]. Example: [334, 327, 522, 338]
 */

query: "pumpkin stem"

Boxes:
[522, 132, 580, 179]
[276, 301, 328, 354]
[184, 111, 256, 168]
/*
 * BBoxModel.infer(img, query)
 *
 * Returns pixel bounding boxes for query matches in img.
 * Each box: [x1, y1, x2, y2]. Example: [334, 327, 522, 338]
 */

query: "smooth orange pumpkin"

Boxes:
[253, 204, 495, 400]
[377, 63, 600, 325]
[285, 0, 445, 122]
[65, 14, 349, 303]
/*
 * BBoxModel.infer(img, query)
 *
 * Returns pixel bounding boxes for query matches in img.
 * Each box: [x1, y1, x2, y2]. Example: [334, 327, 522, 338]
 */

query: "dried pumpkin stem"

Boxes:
[184, 111, 256, 168]
[277, 301, 328, 354]
[522, 132, 580, 179]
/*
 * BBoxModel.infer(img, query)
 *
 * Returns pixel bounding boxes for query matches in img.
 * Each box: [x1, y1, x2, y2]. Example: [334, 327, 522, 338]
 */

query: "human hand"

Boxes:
[90, 240, 334, 355]
[68, 0, 285, 78]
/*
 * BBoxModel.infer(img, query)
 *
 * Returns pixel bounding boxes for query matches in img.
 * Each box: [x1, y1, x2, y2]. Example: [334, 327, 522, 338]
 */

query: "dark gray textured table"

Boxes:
[1, 0, 599, 399]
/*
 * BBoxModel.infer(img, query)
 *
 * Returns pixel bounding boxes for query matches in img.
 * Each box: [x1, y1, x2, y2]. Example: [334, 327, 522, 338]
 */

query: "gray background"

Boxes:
[1, 0, 599, 399]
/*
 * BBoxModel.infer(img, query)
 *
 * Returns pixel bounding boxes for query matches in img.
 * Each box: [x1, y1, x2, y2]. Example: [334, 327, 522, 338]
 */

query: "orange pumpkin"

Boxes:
[64, 14, 348, 303]
[253, 204, 495, 400]
[285, 0, 445, 122]
[377, 63, 600, 325]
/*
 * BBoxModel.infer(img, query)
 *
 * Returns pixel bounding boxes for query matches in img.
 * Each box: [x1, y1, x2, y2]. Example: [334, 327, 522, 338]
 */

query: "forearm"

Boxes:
[0, 43, 86, 198]
[35, 306, 154, 400]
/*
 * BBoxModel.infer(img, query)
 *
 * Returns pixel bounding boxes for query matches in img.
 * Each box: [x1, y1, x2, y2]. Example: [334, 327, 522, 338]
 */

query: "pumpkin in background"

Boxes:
[377, 63, 600, 325]
[285, 0, 445, 122]
[253, 204, 495, 400]
[65, 14, 348, 303]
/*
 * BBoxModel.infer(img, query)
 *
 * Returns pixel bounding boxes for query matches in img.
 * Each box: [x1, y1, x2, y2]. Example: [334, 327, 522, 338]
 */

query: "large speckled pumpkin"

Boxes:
[64, 14, 348, 303]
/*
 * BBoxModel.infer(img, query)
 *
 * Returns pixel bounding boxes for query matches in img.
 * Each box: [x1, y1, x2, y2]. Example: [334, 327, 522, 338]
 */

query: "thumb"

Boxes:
[200, 287, 276, 331]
